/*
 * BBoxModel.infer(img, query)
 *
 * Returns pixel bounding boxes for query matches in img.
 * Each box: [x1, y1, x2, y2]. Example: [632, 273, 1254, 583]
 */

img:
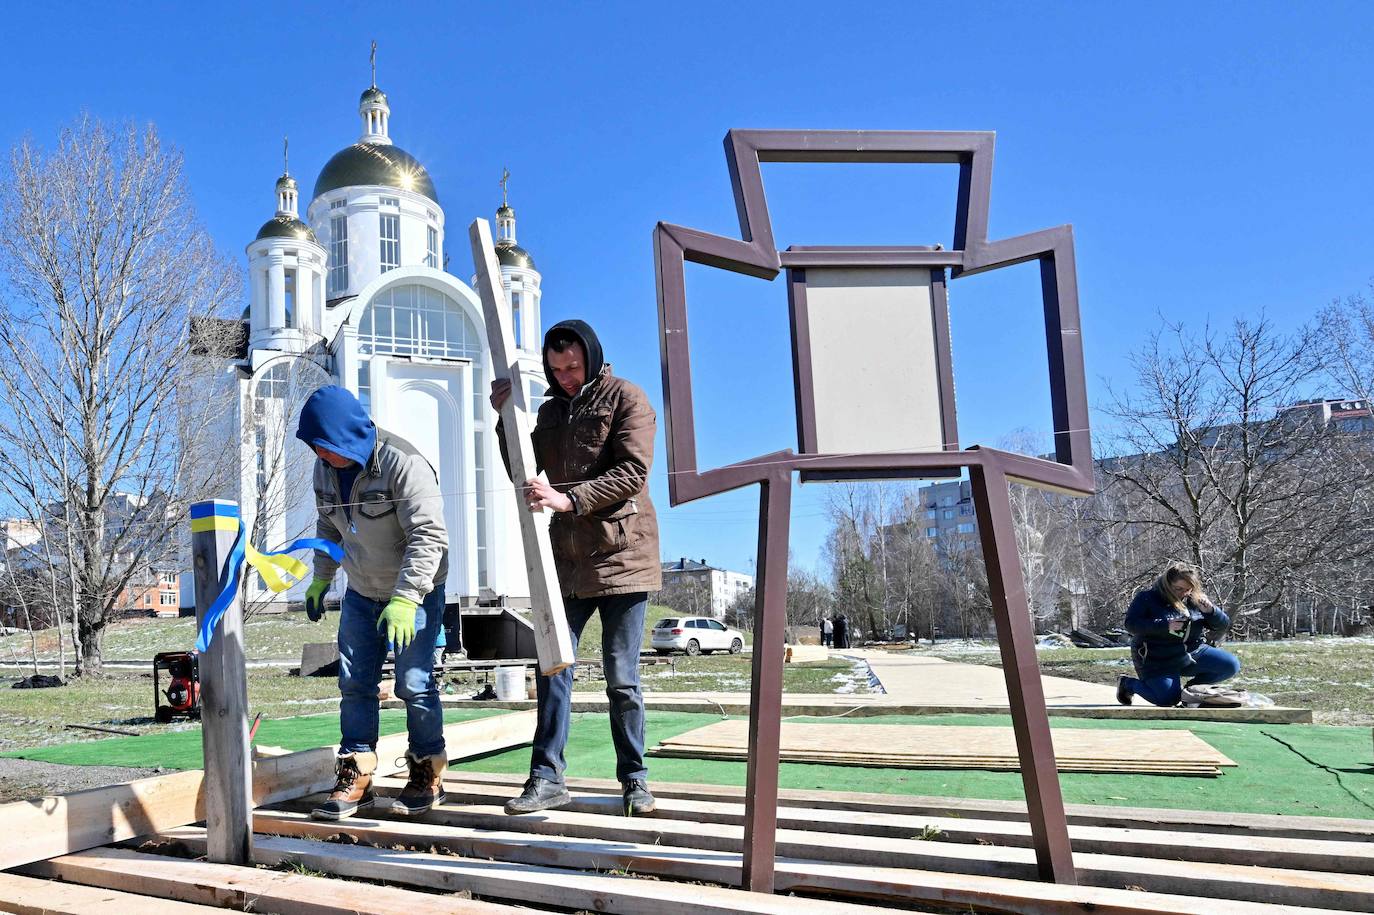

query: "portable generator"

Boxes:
[153, 651, 201, 723]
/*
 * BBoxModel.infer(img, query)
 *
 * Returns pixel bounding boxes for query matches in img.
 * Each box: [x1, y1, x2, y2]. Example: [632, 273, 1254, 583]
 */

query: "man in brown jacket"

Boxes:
[491, 319, 662, 816]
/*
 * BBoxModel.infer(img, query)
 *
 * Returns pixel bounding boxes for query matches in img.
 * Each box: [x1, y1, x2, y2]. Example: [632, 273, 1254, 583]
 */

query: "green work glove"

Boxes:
[304, 577, 331, 622]
[379, 596, 418, 653]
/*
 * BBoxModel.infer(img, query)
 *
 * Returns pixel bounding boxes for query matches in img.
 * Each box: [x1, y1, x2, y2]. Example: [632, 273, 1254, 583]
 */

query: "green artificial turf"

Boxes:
[1, 708, 507, 770]
[450, 711, 1374, 820]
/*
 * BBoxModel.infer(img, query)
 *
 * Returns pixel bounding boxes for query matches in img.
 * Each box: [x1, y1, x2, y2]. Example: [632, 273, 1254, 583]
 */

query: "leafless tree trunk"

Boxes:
[0, 115, 237, 675]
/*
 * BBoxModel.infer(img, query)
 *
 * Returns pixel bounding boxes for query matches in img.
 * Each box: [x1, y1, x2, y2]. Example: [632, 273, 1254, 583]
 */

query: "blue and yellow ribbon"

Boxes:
[190, 501, 343, 653]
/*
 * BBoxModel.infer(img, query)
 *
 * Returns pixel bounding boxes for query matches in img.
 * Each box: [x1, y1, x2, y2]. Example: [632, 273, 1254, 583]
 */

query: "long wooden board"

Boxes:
[242, 813, 1355, 915]
[0, 710, 534, 871]
[419, 775, 1374, 874]
[163, 828, 887, 915]
[449, 768, 1374, 842]
[0, 871, 221, 914]
[21, 845, 524, 914]
[651, 719, 1235, 774]
[468, 217, 574, 676]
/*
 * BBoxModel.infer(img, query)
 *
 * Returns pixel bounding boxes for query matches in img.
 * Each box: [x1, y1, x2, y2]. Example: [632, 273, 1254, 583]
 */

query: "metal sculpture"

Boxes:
[653, 130, 1092, 890]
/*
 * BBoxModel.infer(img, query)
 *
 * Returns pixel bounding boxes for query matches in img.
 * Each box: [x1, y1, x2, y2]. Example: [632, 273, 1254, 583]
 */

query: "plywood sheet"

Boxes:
[650, 720, 1234, 775]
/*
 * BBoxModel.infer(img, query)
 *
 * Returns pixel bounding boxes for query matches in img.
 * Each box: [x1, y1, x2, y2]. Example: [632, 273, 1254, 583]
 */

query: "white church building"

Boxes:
[223, 79, 546, 608]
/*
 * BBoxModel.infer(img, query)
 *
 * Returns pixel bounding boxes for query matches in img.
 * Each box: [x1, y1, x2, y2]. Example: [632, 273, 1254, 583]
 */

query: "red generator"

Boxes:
[153, 651, 201, 723]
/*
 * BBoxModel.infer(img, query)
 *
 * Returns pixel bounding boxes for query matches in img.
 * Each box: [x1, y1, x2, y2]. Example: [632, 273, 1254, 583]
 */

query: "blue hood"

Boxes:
[295, 385, 377, 466]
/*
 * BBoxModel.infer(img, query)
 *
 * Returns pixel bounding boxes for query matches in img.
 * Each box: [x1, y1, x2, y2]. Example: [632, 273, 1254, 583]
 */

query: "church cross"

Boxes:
[370, 40, 377, 87]
[500, 167, 510, 206]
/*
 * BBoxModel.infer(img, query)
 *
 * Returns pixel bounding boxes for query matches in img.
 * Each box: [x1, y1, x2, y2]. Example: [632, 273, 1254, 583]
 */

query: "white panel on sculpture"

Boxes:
[805, 267, 944, 455]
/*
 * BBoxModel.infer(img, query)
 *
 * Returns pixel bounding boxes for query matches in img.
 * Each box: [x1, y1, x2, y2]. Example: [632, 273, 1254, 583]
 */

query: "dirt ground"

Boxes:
[0, 755, 160, 803]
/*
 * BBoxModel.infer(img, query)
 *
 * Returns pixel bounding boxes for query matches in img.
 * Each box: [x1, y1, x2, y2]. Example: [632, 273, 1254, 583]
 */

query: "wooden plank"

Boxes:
[268, 799, 1374, 910]
[165, 828, 885, 915]
[21, 846, 523, 914]
[0, 871, 220, 914]
[467, 217, 574, 677]
[444, 769, 1374, 840]
[245, 814, 1352, 915]
[191, 499, 253, 864]
[421, 776, 1374, 874]
[649, 746, 1223, 775]
[0, 710, 534, 872]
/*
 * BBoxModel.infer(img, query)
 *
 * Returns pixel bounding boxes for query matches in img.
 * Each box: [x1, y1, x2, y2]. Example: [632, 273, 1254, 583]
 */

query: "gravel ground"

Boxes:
[0, 756, 162, 803]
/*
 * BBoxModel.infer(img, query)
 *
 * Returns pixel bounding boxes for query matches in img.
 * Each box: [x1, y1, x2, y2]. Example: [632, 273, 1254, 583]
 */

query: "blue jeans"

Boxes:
[530, 592, 648, 784]
[1124, 644, 1241, 707]
[338, 585, 446, 757]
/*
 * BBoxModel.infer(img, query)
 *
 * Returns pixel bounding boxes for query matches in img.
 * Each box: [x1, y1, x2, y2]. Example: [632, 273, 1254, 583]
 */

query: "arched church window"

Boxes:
[357, 284, 482, 361]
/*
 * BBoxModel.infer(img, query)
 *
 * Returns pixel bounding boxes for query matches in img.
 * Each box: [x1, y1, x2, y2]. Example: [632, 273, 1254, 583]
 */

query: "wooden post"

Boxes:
[190, 499, 252, 864]
[467, 218, 575, 677]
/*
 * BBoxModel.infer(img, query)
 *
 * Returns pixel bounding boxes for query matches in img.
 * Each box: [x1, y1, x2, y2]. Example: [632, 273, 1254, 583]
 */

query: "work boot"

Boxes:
[503, 776, 571, 814]
[623, 778, 656, 816]
[391, 750, 448, 816]
[1116, 676, 1133, 706]
[311, 751, 377, 820]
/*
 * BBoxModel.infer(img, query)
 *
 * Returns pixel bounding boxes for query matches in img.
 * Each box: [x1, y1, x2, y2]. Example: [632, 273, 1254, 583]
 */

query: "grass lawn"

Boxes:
[917, 637, 1374, 727]
[453, 711, 1374, 820]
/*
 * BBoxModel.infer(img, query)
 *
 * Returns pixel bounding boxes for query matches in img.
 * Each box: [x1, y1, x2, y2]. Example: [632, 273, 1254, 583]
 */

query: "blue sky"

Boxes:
[4, 1, 1371, 576]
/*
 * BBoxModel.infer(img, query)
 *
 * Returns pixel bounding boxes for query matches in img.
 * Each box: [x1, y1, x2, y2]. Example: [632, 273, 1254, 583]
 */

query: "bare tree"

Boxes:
[1096, 315, 1370, 636]
[0, 116, 238, 675]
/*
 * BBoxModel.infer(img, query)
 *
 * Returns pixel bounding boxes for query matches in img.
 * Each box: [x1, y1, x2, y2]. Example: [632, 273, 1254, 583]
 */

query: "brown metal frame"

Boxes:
[653, 129, 1093, 891]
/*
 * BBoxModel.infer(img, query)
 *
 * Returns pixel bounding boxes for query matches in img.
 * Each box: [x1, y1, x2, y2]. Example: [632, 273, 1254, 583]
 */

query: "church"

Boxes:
[223, 76, 545, 609]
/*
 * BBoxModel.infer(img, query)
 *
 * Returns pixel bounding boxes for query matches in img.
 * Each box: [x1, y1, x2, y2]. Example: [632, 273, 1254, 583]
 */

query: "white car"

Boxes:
[651, 617, 745, 656]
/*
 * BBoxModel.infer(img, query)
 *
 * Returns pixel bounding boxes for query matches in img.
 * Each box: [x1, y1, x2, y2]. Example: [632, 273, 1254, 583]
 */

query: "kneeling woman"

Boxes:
[1119, 564, 1240, 707]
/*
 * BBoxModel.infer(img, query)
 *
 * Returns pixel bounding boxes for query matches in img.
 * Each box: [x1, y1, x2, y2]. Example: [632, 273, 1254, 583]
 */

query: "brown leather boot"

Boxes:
[310, 750, 377, 820]
[391, 750, 447, 816]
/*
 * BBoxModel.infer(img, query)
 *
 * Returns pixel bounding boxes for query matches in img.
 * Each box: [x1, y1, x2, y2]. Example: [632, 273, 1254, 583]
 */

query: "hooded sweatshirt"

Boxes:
[296, 385, 377, 521]
[296, 385, 448, 603]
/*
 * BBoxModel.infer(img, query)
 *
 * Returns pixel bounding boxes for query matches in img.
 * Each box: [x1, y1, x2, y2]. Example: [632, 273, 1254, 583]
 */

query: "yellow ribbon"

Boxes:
[190, 514, 310, 594]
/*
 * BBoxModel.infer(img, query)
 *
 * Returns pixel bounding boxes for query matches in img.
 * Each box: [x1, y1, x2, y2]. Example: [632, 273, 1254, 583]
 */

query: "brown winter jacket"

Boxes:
[500, 366, 662, 599]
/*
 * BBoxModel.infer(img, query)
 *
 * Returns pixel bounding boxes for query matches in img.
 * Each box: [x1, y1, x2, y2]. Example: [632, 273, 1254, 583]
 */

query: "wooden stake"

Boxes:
[190, 499, 252, 865]
[467, 218, 574, 676]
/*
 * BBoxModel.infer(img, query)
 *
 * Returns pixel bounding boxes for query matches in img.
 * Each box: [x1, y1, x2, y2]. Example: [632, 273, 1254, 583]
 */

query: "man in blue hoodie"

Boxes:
[295, 385, 450, 820]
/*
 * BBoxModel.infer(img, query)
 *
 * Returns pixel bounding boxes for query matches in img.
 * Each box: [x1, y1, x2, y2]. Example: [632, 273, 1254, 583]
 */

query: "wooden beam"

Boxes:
[190, 498, 252, 864]
[164, 829, 908, 915]
[21, 846, 525, 915]
[0, 710, 534, 872]
[424, 776, 1374, 874]
[244, 814, 1348, 915]
[467, 217, 574, 677]
[446, 769, 1374, 842]
[0, 871, 221, 914]
[264, 799, 1374, 910]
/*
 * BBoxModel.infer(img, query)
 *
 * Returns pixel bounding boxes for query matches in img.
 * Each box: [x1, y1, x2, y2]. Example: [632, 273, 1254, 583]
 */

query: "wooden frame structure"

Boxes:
[653, 129, 1092, 890]
[2, 765, 1371, 913]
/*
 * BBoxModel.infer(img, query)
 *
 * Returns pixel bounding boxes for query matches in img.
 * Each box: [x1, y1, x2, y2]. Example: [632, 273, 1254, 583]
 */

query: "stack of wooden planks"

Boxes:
[648, 719, 1237, 776]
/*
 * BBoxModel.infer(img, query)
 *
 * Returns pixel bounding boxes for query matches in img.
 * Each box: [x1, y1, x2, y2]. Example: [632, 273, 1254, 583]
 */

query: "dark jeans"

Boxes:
[1123, 644, 1241, 708]
[337, 585, 446, 757]
[530, 592, 648, 784]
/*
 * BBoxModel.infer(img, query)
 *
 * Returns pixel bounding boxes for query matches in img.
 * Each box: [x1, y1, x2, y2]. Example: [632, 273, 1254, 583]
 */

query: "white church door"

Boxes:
[355, 280, 492, 603]
[369, 357, 473, 599]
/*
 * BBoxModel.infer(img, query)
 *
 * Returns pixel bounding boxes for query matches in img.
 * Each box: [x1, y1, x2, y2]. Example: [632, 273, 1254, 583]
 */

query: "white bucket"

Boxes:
[495, 665, 525, 701]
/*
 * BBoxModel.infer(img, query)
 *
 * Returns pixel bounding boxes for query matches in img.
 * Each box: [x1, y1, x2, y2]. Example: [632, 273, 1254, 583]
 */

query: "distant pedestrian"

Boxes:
[821, 617, 834, 648]
[1117, 563, 1239, 708]
[833, 613, 849, 650]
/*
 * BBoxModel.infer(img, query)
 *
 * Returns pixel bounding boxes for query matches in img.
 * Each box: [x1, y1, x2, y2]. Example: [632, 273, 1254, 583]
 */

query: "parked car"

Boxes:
[650, 617, 745, 656]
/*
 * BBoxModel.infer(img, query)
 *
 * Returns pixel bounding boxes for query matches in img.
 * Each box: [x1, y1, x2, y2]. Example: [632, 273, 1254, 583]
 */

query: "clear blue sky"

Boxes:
[4, 1, 1371, 576]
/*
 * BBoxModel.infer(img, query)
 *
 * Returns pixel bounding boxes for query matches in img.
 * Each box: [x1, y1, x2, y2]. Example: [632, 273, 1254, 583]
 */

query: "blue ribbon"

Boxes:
[195, 521, 344, 653]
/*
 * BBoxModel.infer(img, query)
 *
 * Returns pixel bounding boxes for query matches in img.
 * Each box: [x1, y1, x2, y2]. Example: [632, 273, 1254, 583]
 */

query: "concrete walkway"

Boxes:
[847, 650, 1118, 706]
